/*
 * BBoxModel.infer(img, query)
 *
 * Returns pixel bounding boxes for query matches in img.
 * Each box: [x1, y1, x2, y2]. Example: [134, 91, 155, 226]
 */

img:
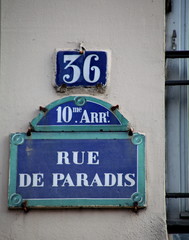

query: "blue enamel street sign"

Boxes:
[30, 96, 129, 132]
[55, 51, 108, 87]
[8, 132, 145, 208]
[8, 96, 146, 209]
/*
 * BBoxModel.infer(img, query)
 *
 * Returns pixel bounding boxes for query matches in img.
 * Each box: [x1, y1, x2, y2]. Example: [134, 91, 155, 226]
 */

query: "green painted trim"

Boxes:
[14, 131, 130, 139]
[8, 135, 20, 206]
[9, 199, 142, 208]
[8, 132, 146, 209]
[30, 96, 129, 132]
[31, 125, 128, 132]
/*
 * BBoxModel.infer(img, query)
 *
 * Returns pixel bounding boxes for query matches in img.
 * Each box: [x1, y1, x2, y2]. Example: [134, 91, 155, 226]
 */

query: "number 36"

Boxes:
[63, 54, 101, 84]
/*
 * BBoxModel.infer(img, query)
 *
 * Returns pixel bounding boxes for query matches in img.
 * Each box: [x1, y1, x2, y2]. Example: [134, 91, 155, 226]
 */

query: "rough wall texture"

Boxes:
[0, 0, 167, 239]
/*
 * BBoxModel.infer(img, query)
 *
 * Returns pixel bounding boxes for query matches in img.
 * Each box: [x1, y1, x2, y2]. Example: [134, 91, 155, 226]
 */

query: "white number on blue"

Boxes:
[63, 54, 101, 83]
[56, 106, 73, 123]
[63, 55, 80, 84]
[83, 54, 100, 83]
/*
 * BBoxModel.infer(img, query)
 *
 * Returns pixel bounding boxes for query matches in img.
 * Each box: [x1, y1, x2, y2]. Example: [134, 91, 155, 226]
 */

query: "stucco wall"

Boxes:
[0, 0, 167, 239]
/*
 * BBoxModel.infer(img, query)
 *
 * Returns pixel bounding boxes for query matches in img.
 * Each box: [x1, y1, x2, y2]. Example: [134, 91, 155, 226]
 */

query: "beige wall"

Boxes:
[0, 1, 167, 239]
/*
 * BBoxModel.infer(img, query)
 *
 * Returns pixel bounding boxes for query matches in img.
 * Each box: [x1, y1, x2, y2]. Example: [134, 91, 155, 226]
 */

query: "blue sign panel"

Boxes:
[55, 51, 108, 87]
[8, 97, 145, 209]
[8, 132, 145, 208]
[17, 139, 136, 199]
[31, 96, 129, 132]
[38, 100, 120, 126]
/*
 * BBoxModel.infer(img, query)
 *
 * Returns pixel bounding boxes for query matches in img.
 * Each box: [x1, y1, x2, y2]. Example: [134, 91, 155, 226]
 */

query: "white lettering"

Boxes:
[117, 173, 123, 187]
[32, 173, 44, 187]
[124, 173, 136, 187]
[87, 151, 99, 165]
[57, 151, 100, 165]
[90, 112, 98, 123]
[83, 54, 100, 83]
[62, 173, 75, 186]
[72, 151, 85, 165]
[99, 112, 107, 123]
[63, 55, 81, 84]
[104, 173, 116, 187]
[51, 172, 136, 188]
[72, 107, 82, 113]
[56, 106, 62, 123]
[90, 173, 103, 186]
[19, 173, 44, 187]
[80, 110, 90, 123]
[79, 111, 109, 124]
[57, 151, 70, 164]
[19, 173, 31, 187]
[62, 106, 72, 123]
[52, 173, 65, 187]
[76, 173, 89, 186]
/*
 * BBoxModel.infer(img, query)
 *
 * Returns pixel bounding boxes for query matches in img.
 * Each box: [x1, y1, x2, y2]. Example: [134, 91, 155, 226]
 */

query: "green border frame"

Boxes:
[30, 96, 129, 132]
[8, 132, 145, 209]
